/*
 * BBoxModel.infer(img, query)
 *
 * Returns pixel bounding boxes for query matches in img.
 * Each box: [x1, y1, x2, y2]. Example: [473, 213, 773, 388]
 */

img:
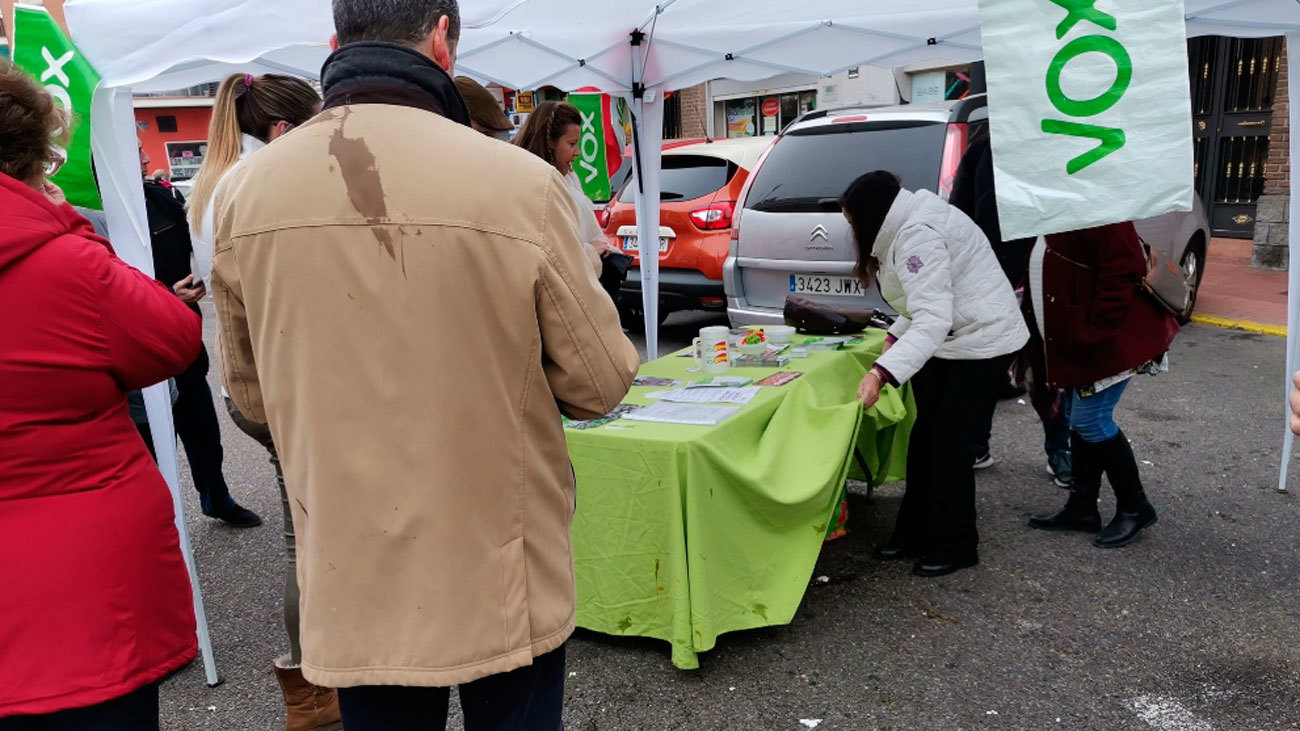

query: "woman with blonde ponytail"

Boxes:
[188, 73, 320, 288]
[183, 72, 337, 731]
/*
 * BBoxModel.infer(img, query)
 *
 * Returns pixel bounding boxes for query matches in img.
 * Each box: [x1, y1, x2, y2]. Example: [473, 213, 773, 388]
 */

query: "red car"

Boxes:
[600, 137, 773, 328]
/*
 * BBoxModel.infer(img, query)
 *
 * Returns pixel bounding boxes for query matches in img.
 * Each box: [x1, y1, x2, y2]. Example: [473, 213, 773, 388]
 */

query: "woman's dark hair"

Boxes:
[840, 171, 902, 285]
[514, 101, 583, 172]
[0, 60, 69, 185]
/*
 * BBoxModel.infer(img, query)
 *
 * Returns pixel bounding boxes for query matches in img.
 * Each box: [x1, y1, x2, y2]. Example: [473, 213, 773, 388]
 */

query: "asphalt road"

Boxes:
[160, 307, 1300, 730]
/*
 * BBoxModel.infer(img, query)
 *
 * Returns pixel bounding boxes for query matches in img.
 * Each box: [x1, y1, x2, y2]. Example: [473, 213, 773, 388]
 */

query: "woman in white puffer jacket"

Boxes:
[847, 171, 1028, 578]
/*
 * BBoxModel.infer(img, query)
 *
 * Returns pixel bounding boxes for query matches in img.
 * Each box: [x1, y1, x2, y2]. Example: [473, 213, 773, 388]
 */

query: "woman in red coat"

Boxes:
[0, 63, 202, 727]
[1023, 221, 1178, 548]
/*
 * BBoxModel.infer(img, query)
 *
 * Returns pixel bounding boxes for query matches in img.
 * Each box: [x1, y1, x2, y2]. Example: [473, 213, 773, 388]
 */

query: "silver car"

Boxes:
[725, 95, 1209, 327]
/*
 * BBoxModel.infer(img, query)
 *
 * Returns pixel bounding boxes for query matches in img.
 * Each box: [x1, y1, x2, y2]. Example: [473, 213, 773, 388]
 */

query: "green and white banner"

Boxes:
[11, 4, 101, 209]
[568, 92, 630, 203]
[979, 0, 1194, 239]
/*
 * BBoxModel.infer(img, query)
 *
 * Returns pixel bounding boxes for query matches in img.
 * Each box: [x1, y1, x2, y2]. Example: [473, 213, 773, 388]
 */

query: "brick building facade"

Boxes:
[677, 84, 709, 139]
[1255, 43, 1291, 269]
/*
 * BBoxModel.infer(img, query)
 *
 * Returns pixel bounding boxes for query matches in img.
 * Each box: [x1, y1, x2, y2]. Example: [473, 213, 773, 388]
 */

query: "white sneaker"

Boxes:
[973, 452, 995, 470]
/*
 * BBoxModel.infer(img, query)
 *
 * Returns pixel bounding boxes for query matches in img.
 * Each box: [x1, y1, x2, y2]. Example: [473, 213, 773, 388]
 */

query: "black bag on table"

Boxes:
[782, 295, 894, 335]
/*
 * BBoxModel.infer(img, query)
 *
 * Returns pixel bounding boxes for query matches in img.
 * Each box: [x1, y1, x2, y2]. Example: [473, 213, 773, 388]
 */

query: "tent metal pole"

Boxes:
[454, 31, 521, 61]
[833, 21, 981, 46]
[527, 61, 630, 93]
[654, 55, 824, 91]
[629, 28, 662, 357]
[729, 21, 828, 57]
[515, 34, 642, 90]
[630, 31, 654, 355]
[453, 65, 520, 91]
[90, 85, 221, 686]
[637, 0, 678, 32]
[511, 33, 581, 64]
[1279, 33, 1300, 493]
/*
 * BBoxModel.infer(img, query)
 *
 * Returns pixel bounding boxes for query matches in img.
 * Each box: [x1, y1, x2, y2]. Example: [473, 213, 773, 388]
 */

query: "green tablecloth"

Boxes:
[567, 329, 915, 669]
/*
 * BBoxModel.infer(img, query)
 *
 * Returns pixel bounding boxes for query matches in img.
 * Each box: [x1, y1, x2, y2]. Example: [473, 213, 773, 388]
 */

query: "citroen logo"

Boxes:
[807, 224, 832, 249]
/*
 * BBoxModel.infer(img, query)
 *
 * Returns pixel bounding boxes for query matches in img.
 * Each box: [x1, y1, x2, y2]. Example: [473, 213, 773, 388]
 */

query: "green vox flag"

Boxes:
[11, 5, 102, 209]
[567, 92, 611, 203]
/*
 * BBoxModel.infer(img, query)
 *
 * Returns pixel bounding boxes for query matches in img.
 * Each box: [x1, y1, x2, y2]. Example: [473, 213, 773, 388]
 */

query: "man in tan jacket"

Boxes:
[210, 1, 639, 728]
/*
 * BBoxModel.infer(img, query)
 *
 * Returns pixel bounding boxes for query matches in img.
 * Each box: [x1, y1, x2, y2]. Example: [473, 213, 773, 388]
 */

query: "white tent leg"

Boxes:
[629, 38, 665, 357]
[90, 86, 221, 685]
[1281, 33, 1300, 494]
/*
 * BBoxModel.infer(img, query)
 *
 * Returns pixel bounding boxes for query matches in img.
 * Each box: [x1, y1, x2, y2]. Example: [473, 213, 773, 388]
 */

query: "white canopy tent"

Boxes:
[56, 0, 1300, 681]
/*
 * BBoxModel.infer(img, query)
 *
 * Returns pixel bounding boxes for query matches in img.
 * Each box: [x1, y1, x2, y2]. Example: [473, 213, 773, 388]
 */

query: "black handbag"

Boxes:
[782, 295, 893, 335]
[599, 253, 633, 301]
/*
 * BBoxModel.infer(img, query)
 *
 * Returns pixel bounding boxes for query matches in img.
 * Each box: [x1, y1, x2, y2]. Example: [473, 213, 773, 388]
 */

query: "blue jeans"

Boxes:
[1043, 390, 1074, 456]
[1070, 380, 1130, 443]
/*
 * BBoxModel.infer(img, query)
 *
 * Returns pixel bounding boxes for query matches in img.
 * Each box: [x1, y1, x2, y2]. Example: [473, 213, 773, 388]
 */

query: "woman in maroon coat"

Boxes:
[1023, 221, 1178, 548]
[0, 63, 201, 727]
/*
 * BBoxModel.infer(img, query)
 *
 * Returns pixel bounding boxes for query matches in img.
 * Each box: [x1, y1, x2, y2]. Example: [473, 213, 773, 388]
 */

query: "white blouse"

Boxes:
[563, 170, 606, 248]
[191, 134, 267, 290]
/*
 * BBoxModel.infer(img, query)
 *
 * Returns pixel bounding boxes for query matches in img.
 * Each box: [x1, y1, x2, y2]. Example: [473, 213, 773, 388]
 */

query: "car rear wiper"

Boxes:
[749, 196, 828, 213]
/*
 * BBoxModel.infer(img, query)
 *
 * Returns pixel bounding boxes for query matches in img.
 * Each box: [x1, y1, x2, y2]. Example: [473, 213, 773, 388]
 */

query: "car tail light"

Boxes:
[937, 122, 968, 201]
[596, 206, 612, 229]
[690, 201, 735, 231]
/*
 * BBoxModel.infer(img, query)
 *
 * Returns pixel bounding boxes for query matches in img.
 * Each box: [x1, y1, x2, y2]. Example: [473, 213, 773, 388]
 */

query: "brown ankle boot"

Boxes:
[273, 658, 341, 731]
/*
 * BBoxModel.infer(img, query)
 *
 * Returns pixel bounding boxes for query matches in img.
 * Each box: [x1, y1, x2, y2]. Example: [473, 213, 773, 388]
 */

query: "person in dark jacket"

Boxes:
[1024, 222, 1177, 548]
[0, 61, 200, 726]
[138, 139, 262, 528]
[950, 130, 1073, 486]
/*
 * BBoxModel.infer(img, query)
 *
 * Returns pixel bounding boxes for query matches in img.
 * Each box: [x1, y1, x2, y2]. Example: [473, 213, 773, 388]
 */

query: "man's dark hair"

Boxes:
[333, 0, 461, 47]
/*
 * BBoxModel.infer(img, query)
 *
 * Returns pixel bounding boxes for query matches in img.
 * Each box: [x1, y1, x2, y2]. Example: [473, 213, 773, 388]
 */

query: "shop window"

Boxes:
[779, 94, 800, 129]
[165, 141, 206, 182]
[725, 99, 756, 138]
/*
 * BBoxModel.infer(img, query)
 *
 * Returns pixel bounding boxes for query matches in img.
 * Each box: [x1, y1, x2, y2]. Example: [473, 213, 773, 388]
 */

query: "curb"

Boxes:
[1190, 313, 1287, 337]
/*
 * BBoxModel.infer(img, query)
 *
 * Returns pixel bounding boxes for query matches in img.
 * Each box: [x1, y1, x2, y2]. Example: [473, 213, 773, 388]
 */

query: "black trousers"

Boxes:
[971, 360, 1020, 458]
[0, 683, 158, 731]
[337, 646, 566, 731]
[171, 345, 233, 514]
[892, 355, 1012, 561]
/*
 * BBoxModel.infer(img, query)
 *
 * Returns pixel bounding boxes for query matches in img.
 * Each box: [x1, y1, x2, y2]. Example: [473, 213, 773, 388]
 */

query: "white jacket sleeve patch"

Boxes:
[874, 226, 954, 384]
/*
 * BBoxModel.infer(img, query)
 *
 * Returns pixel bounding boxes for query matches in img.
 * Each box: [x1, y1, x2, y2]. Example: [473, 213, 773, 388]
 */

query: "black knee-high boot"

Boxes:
[1093, 428, 1158, 548]
[1028, 431, 1102, 533]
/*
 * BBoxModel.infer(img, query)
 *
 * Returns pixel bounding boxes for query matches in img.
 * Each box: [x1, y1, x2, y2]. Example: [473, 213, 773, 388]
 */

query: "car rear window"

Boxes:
[744, 121, 946, 213]
[618, 154, 734, 202]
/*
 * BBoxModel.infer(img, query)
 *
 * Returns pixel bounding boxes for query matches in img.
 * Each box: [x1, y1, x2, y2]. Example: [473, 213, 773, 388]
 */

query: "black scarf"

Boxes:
[321, 42, 471, 125]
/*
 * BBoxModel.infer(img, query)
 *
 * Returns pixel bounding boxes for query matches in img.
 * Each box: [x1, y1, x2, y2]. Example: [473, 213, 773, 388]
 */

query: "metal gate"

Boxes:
[1189, 36, 1284, 238]
[663, 91, 682, 140]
